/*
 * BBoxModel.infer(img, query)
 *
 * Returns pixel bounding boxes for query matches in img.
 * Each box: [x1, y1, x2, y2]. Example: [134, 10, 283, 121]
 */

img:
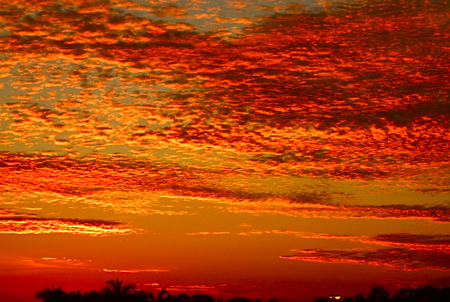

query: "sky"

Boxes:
[0, 0, 449, 301]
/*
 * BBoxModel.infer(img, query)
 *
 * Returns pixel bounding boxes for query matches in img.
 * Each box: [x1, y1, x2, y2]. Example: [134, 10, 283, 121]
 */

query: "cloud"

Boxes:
[280, 247, 450, 271]
[102, 268, 170, 273]
[152, 4, 187, 17]
[18, 256, 90, 270]
[186, 231, 231, 235]
[231, 226, 450, 271]
[0, 209, 138, 236]
[237, 229, 363, 241]
[165, 285, 217, 292]
[281, 232, 450, 271]
[0, 208, 37, 218]
[368, 233, 450, 250]
[1, 153, 448, 222]
[226, 202, 449, 222]
[1, 0, 449, 185]
[1, 0, 449, 231]
[189, 229, 450, 271]
[234, 228, 450, 271]
[6, 256, 170, 275]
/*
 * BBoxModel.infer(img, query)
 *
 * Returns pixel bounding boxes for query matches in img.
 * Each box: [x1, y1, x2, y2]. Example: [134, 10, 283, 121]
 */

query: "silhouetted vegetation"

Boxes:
[34, 281, 450, 302]
[34, 279, 270, 302]
[313, 284, 450, 302]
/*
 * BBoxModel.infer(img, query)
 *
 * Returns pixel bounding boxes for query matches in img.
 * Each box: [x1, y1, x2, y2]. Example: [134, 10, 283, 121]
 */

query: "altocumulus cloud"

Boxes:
[1, 0, 449, 184]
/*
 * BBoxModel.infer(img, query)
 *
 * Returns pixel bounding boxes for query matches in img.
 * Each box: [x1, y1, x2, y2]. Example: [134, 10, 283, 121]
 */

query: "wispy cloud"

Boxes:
[165, 284, 217, 292]
[18, 256, 90, 270]
[2, 152, 448, 221]
[281, 232, 450, 271]
[0, 208, 138, 236]
[366, 233, 450, 251]
[187, 231, 231, 235]
[229, 226, 450, 271]
[237, 229, 363, 241]
[102, 268, 170, 273]
[280, 247, 450, 271]
[0, 208, 37, 218]
[226, 202, 449, 222]
[10, 256, 170, 274]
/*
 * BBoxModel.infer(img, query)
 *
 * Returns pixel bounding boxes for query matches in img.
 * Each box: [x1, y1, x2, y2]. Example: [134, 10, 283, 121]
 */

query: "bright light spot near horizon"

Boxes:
[329, 294, 341, 300]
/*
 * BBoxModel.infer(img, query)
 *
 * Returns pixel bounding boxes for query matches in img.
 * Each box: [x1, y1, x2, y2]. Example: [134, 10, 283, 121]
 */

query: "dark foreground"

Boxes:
[34, 279, 450, 302]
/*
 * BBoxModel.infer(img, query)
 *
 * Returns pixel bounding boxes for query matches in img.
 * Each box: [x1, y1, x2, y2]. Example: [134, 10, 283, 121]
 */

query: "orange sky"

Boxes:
[1, 0, 449, 301]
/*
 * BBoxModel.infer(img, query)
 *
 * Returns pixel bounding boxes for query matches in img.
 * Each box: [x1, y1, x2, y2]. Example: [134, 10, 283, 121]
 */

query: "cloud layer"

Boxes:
[1, 0, 449, 183]
[281, 233, 450, 271]
[0, 3, 449, 299]
[2, 153, 449, 221]
[0, 208, 137, 236]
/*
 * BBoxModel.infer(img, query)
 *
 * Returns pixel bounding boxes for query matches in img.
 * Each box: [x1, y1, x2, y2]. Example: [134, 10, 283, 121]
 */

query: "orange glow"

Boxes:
[0, 217, 137, 236]
[1, 0, 449, 301]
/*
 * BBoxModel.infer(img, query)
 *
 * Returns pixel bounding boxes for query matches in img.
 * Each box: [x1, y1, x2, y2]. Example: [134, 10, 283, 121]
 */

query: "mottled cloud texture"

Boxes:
[1, 0, 449, 181]
[1, 153, 449, 221]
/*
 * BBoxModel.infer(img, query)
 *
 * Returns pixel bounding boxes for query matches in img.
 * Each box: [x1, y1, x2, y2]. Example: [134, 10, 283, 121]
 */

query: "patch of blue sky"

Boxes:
[126, 0, 340, 34]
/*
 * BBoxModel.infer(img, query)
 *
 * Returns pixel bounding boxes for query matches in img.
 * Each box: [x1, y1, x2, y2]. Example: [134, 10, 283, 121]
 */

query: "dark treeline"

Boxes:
[34, 280, 450, 302]
[313, 284, 450, 302]
[34, 279, 278, 302]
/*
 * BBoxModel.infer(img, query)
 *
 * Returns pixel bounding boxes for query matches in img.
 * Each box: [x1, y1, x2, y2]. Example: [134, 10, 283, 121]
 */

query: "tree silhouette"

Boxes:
[125, 289, 154, 302]
[35, 285, 68, 302]
[354, 293, 366, 302]
[192, 294, 215, 302]
[82, 290, 103, 302]
[34, 280, 450, 302]
[176, 293, 191, 302]
[156, 289, 169, 302]
[311, 284, 450, 302]
[102, 278, 136, 299]
[367, 285, 390, 302]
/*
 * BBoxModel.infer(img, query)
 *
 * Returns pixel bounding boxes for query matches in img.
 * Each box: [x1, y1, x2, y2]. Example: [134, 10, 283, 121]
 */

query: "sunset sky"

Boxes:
[1, 0, 449, 301]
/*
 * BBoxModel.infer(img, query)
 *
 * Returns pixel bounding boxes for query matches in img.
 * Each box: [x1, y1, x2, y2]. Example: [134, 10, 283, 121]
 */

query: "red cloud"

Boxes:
[281, 232, 450, 271]
[281, 247, 450, 271]
[0, 209, 138, 236]
[1, 0, 448, 184]
[1, 153, 448, 222]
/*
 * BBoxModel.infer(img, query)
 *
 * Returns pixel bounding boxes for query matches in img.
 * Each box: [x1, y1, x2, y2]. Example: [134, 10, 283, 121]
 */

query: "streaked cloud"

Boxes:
[226, 202, 449, 222]
[11, 256, 170, 275]
[102, 268, 170, 273]
[165, 285, 217, 292]
[229, 226, 450, 271]
[2, 152, 448, 221]
[187, 231, 231, 236]
[367, 233, 450, 251]
[280, 247, 450, 271]
[0, 208, 37, 218]
[19, 256, 90, 270]
[281, 232, 450, 271]
[0, 208, 138, 236]
[237, 229, 363, 240]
